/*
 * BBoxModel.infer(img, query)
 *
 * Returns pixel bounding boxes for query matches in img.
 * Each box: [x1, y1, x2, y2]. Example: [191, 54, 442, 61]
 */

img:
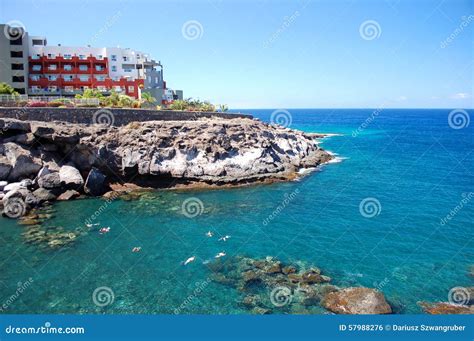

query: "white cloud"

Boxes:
[450, 92, 471, 99]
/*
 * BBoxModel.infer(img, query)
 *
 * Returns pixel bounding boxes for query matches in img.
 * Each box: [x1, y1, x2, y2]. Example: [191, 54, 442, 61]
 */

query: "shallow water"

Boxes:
[0, 109, 472, 314]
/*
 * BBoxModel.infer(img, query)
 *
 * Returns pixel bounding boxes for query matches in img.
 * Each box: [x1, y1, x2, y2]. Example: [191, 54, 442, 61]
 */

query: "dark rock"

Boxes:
[32, 188, 57, 203]
[37, 172, 61, 189]
[84, 167, 106, 196]
[322, 287, 392, 314]
[3, 143, 42, 181]
[0, 156, 12, 180]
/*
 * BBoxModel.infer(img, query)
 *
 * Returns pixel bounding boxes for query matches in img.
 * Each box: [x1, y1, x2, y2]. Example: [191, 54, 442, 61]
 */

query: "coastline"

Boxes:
[0, 114, 335, 218]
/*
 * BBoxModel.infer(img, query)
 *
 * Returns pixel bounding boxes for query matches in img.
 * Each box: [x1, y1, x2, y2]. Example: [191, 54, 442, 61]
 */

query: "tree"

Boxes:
[0, 82, 19, 95]
[141, 92, 156, 103]
[218, 104, 229, 112]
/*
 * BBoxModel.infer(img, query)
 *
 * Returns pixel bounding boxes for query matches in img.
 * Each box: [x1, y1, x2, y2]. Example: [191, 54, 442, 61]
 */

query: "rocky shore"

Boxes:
[0, 116, 332, 218]
[207, 256, 392, 314]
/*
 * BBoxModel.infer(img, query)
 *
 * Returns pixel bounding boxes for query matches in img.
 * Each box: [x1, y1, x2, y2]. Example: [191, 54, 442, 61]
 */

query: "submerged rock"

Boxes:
[321, 287, 392, 314]
[418, 302, 473, 314]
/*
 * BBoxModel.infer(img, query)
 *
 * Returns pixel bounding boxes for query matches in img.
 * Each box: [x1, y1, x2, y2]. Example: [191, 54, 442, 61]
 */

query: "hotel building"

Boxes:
[0, 23, 183, 101]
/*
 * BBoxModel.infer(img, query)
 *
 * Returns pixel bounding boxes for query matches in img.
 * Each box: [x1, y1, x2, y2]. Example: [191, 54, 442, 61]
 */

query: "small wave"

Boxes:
[297, 167, 317, 175]
[326, 156, 348, 164]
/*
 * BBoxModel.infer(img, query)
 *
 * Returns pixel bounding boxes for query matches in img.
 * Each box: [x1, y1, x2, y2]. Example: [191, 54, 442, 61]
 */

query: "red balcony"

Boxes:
[44, 67, 61, 74]
[76, 67, 92, 74]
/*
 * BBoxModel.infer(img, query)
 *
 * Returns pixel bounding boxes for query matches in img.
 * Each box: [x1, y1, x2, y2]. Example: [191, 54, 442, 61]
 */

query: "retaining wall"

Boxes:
[0, 107, 253, 126]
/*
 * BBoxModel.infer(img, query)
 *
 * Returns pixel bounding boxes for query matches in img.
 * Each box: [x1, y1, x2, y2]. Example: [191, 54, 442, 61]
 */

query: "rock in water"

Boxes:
[418, 302, 473, 314]
[322, 287, 392, 314]
[57, 190, 80, 201]
[84, 168, 106, 196]
[32, 188, 57, 203]
[59, 165, 84, 188]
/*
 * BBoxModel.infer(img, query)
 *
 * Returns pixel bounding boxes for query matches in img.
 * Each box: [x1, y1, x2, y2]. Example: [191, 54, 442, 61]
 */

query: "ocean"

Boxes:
[0, 109, 472, 314]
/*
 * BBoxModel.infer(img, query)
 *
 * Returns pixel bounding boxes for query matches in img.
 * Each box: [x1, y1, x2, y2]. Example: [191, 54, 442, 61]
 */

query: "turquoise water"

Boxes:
[0, 109, 472, 314]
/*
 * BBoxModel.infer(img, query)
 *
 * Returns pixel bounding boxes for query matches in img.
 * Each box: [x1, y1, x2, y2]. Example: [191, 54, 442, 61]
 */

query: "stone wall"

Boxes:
[0, 107, 253, 126]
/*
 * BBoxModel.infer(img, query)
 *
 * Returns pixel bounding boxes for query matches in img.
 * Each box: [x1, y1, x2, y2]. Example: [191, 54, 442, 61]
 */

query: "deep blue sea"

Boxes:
[0, 109, 472, 314]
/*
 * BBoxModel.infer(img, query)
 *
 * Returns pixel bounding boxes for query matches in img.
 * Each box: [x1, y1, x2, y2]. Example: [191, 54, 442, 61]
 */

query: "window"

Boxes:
[65, 86, 74, 92]
[95, 65, 105, 71]
[47, 53, 56, 59]
[30, 75, 40, 81]
[79, 75, 89, 82]
[9, 38, 22, 46]
[128, 86, 135, 92]
[95, 75, 106, 81]
[111, 55, 117, 61]
[48, 86, 57, 92]
[124, 69, 132, 72]
[31, 86, 41, 93]
[31, 54, 41, 60]
[47, 75, 57, 81]
[32, 65, 41, 71]
[63, 54, 72, 59]
[11, 63, 24, 70]
[111, 66, 117, 72]
[80, 86, 89, 90]
[123, 56, 128, 61]
[79, 54, 86, 60]
[14, 88, 26, 94]
[97, 86, 107, 92]
[10, 51, 23, 58]
[12, 76, 25, 82]
[63, 75, 73, 81]
[64, 64, 72, 71]
[48, 64, 57, 70]
[32, 39, 44, 46]
[97, 55, 103, 59]
[79, 65, 88, 71]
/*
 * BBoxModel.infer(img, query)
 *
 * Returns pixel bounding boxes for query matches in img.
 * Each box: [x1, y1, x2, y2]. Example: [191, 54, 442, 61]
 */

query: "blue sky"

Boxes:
[1, 0, 472, 108]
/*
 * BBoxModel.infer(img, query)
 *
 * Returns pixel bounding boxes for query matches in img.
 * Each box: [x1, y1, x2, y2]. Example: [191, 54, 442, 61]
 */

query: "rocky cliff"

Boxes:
[0, 116, 332, 217]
